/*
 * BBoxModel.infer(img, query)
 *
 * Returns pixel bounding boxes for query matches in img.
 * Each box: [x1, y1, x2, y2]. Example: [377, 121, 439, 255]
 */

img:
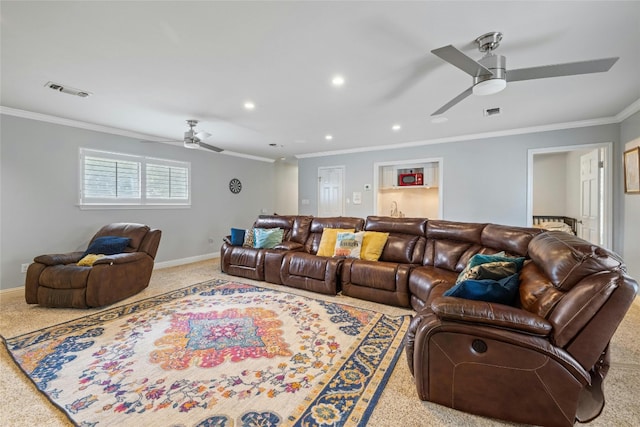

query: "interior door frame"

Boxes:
[526, 142, 613, 248]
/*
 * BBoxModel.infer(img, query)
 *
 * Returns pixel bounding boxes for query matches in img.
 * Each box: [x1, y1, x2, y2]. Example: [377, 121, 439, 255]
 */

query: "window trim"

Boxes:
[79, 148, 191, 209]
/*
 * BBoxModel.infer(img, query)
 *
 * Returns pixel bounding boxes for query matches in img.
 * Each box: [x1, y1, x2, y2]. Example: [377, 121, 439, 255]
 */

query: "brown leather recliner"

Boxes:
[280, 217, 365, 295]
[341, 216, 427, 307]
[25, 223, 161, 308]
[405, 231, 638, 427]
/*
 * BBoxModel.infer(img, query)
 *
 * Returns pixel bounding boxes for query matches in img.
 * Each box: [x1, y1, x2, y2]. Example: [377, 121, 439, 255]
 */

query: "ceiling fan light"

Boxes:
[184, 141, 199, 149]
[473, 78, 506, 96]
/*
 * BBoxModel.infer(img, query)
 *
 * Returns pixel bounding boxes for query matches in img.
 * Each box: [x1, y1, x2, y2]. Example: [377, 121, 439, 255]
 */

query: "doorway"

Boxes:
[527, 143, 612, 248]
[317, 166, 345, 217]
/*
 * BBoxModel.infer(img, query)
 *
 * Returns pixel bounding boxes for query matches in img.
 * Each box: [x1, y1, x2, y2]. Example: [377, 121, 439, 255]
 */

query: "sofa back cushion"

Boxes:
[364, 216, 427, 264]
[528, 231, 624, 291]
[424, 221, 487, 271]
[92, 223, 150, 252]
[253, 215, 295, 240]
[304, 217, 365, 254]
[481, 224, 542, 257]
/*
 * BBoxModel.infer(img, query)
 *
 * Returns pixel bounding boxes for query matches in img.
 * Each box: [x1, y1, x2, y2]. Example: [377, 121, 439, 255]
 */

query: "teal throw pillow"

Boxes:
[253, 228, 284, 249]
[83, 236, 130, 257]
[230, 228, 246, 246]
[444, 273, 521, 305]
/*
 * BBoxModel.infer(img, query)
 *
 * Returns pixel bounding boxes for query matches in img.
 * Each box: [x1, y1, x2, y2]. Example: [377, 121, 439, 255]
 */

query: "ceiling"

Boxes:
[2, 1, 639, 161]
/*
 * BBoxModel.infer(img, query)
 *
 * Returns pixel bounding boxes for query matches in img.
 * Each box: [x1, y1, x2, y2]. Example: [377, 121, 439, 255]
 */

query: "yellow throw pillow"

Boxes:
[316, 228, 355, 257]
[360, 231, 390, 261]
[77, 254, 105, 266]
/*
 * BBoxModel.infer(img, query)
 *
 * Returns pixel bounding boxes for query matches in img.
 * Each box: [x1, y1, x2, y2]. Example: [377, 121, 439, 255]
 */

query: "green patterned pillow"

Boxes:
[456, 261, 518, 284]
[253, 228, 284, 249]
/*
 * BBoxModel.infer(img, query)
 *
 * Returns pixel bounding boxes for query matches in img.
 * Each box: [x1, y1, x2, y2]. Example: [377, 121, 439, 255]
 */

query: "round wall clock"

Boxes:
[229, 178, 242, 194]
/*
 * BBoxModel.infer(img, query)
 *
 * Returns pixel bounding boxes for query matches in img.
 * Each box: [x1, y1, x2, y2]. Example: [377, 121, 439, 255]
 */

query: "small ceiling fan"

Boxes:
[431, 32, 619, 116]
[179, 120, 223, 152]
[147, 120, 223, 152]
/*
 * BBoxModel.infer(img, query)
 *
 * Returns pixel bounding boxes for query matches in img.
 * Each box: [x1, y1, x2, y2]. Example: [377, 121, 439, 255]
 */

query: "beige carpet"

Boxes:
[1, 259, 639, 426]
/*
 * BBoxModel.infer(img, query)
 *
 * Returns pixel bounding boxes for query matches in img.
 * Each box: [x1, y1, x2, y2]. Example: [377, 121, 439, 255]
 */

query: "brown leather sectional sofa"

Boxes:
[221, 214, 638, 427]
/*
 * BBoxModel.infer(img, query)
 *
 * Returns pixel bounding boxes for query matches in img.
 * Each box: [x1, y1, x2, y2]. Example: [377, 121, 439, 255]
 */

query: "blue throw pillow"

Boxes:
[443, 273, 521, 306]
[253, 228, 284, 249]
[83, 236, 131, 257]
[230, 228, 246, 246]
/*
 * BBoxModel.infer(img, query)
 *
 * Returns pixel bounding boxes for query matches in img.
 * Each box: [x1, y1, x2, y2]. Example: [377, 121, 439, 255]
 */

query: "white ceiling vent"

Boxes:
[483, 107, 501, 117]
[45, 81, 92, 98]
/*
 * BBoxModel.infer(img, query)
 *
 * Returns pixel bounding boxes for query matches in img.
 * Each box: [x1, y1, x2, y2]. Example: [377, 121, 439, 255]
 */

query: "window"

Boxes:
[80, 148, 190, 208]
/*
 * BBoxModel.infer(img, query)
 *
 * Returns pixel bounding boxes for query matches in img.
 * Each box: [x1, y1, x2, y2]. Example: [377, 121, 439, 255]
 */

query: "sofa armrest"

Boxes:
[93, 252, 149, 265]
[273, 241, 304, 251]
[34, 252, 84, 265]
[430, 296, 552, 336]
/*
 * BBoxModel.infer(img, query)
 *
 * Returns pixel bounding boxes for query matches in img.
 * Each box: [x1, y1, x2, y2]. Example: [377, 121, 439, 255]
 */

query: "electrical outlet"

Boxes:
[21, 263, 30, 273]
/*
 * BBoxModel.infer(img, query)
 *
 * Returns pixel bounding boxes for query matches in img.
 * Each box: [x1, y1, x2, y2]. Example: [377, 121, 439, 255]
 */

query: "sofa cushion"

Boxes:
[360, 231, 389, 261]
[317, 228, 355, 256]
[528, 231, 624, 291]
[83, 236, 130, 257]
[443, 273, 520, 305]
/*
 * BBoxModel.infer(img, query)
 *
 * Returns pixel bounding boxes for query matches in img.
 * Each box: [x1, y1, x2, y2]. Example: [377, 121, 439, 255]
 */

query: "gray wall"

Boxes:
[621, 111, 640, 281]
[0, 114, 277, 289]
[298, 123, 625, 251]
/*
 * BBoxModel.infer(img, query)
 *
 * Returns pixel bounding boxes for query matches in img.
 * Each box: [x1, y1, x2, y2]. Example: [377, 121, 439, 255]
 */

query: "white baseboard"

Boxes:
[0, 253, 221, 294]
[153, 252, 220, 270]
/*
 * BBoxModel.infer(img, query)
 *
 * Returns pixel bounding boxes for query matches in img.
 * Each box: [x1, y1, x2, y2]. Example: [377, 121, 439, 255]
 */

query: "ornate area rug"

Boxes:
[3, 280, 410, 427]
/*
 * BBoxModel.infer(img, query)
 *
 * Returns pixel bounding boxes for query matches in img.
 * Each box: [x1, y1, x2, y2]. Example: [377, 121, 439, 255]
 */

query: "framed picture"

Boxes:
[624, 146, 640, 194]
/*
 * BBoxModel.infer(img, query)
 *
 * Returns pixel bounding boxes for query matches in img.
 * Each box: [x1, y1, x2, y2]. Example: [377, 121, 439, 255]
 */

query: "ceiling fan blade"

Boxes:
[431, 45, 493, 77]
[431, 86, 473, 116]
[378, 56, 443, 103]
[198, 141, 224, 153]
[507, 57, 619, 82]
[195, 131, 212, 139]
[140, 139, 181, 144]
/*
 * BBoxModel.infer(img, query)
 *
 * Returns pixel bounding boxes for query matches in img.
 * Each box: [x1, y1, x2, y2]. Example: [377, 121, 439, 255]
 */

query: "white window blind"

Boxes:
[80, 148, 190, 208]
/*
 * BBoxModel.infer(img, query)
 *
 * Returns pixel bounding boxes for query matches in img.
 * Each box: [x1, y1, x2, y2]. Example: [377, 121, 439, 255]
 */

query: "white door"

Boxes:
[318, 166, 344, 217]
[579, 149, 602, 244]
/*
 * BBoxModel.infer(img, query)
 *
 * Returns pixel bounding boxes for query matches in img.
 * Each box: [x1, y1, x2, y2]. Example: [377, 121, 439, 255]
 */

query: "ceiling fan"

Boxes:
[150, 120, 224, 152]
[430, 31, 619, 116]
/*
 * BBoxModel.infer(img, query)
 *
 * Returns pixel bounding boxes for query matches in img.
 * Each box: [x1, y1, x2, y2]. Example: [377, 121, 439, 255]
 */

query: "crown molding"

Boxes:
[0, 106, 275, 163]
[296, 98, 640, 159]
[616, 98, 640, 122]
[295, 116, 619, 159]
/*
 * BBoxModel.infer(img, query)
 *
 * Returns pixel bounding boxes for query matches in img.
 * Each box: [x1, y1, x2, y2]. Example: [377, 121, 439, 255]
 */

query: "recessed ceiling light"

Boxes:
[325, 134, 333, 141]
[331, 75, 345, 87]
[243, 101, 255, 110]
[392, 124, 401, 131]
[431, 117, 448, 124]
